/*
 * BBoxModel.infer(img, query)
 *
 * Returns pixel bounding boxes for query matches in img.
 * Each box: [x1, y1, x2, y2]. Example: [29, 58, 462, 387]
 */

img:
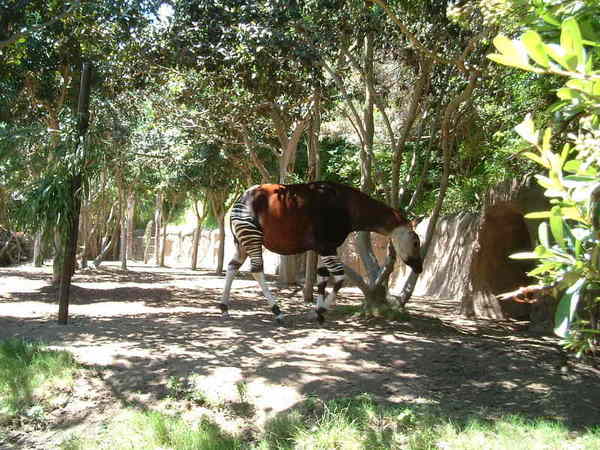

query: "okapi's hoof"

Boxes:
[315, 307, 328, 325]
[219, 303, 231, 319]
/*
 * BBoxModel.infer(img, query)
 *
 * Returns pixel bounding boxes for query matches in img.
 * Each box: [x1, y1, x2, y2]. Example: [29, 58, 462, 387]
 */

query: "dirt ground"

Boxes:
[1, 262, 600, 448]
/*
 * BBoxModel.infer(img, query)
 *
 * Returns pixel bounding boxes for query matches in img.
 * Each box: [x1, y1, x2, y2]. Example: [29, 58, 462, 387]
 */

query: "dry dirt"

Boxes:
[1, 262, 599, 449]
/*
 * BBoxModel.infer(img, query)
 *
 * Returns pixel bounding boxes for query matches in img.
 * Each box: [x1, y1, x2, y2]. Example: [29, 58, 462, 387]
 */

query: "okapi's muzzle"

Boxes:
[405, 256, 423, 274]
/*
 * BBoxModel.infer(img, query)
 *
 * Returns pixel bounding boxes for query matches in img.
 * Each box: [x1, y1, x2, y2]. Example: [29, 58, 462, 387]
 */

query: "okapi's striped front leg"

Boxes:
[315, 254, 345, 324]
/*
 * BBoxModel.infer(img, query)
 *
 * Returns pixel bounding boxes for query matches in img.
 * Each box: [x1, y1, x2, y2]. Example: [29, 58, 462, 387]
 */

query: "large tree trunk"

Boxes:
[303, 101, 321, 303]
[58, 62, 91, 324]
[33, 230, 44, 267]
[119, 187, 128, 270]
[126, 190, 136, 260]
[160, 214, 168, 267]
[52, 230, 63, 284]
[143, 220, 153, 264]
[154, 193, 162, 266]
[94, 224, 119, 267]
[191, 199, 208, 270]
[216, 212, 226, 275]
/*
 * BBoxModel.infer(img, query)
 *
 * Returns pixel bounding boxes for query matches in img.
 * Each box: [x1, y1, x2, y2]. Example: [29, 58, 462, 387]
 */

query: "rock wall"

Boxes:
[391, 177, 547, 319]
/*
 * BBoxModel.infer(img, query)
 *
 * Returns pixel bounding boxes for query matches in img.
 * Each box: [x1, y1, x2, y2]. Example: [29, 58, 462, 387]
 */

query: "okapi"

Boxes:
[220, 181, 423, 323]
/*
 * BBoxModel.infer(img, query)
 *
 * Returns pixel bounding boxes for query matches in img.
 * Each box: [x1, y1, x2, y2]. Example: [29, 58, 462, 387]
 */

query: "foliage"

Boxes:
[490, 14, 600, 353]
[0, 338, 78, 423]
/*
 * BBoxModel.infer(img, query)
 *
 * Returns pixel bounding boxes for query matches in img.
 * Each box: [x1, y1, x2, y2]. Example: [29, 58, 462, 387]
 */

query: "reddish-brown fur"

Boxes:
[246, 182, 409, 255]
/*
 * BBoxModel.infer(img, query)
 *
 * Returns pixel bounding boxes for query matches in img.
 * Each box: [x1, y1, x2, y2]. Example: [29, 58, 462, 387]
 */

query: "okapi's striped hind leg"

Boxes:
[315, 255, 345, 324]
[225, 199, 285, 323]
[220, 246, 247, 318]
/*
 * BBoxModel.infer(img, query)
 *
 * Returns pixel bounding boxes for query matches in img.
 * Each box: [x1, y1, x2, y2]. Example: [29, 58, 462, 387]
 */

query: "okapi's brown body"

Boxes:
[245, 182, 408, 256]
[220, 181, 422, 323]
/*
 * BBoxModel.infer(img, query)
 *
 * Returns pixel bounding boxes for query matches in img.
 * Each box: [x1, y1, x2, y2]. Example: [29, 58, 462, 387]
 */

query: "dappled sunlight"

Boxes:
[1, 263, 600, 431]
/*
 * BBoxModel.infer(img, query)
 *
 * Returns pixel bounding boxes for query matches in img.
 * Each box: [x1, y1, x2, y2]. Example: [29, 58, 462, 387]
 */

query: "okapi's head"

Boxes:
[388, 214, 423, 274]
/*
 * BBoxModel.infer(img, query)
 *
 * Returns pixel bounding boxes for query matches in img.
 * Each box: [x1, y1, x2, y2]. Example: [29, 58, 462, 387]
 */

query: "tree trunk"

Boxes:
[143, 219, 153, 264]
[58, 174, 82, 324]
[154, 193, 162, 266]
[303, 101, 321, 302]
[191, 225, 201, 270]
[93, 225, 119, 267]
[58, 62, 91, 324]
[52, 230, 63, 284]
[191, 199, 208, 270]
[160, 216, 168, 267]
[216, 212, 226, 275]
[126, 190, 136, 260]
[120, 205, 127, 270]
[33, 230, 44, 267]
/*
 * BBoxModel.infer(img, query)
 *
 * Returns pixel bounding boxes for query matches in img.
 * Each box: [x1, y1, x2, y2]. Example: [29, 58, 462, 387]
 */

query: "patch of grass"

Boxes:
[257, 394, 600, 450]
[0, 338, 78, 422]
[67, 409, 243, 450]
[59, 387, 600, 450]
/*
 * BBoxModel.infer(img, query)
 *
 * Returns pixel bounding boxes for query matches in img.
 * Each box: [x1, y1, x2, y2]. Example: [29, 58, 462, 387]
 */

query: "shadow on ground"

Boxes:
[1, 263, 599, 432]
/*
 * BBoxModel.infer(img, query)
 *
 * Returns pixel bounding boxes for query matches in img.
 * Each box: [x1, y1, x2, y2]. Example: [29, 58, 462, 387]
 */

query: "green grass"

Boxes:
[60, 409, 242, 450]
[63, 393, 600, 450]
[0, 338, 79, 421]
[255, 395, 600, 450]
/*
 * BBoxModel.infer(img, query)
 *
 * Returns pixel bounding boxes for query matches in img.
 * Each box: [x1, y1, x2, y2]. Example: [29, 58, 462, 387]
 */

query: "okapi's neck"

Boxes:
[347, 189, 409, 235]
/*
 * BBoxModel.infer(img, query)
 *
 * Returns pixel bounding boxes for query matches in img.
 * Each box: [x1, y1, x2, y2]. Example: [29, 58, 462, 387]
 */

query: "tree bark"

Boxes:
[126, 190, 136, 260]
[216, 212, 226, 275]
[303, 98, 321, 303]
[160, 214, 168, 267]
[143, 219, 153, 264]
[154, 192, 162, 266]
[191, 199, 208, 270]
[58, 62, 91, 324]
[33, 230, 44, 267]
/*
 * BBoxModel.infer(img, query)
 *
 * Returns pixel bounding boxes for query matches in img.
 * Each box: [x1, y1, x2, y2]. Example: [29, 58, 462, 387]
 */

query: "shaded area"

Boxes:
[1, 263, 599, 444]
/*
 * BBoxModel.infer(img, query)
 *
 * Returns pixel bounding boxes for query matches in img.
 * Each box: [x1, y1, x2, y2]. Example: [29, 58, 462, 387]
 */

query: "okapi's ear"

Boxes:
[410, 216, 425, 229]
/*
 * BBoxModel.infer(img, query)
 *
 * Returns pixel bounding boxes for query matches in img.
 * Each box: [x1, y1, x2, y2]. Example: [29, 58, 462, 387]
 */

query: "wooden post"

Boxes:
[58, 62, 92, 324]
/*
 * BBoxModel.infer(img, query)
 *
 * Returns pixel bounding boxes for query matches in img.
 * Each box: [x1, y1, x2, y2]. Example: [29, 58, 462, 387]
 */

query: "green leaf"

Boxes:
[557, 87, 580, 100]
[521, 30, 550, 68]
[566, 79, 593, 93]
[545, 43, 568, 68]
[554, 278, 586, 338]
[510, 251, 539, 260]
[541, 12, 561, 27]
[563, 159, 581, 173]
[515, 116, 538, 145]
[487, 54, 538, 72]
[560, 143, 571, 165]
[561, 18, 585, 70]
[560, 206, 586, 223]
[542, 128, 552, 153]
[522, 152, 547, 167]
[493, 35, 528, 64]
[525, 211, 552, 219]
[550, 206, 566, 249]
